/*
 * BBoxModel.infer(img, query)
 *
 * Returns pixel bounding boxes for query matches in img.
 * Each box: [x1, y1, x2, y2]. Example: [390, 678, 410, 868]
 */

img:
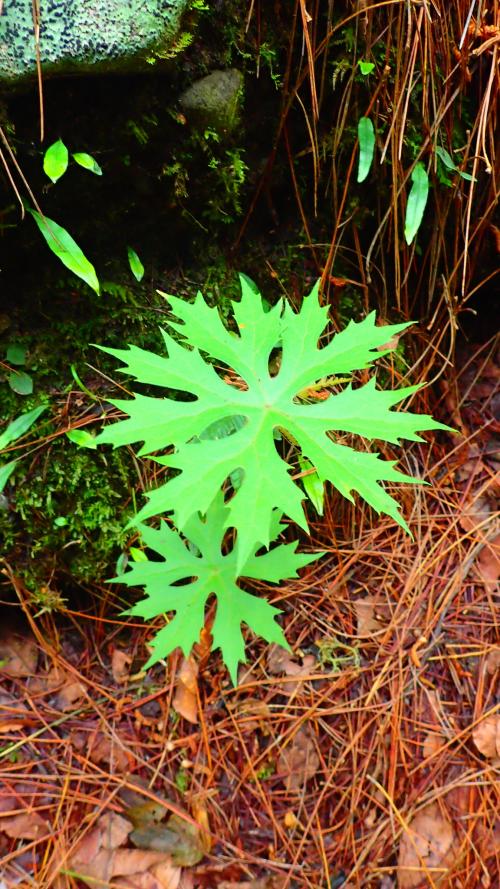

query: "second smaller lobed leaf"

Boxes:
[116, 492, 319, 683]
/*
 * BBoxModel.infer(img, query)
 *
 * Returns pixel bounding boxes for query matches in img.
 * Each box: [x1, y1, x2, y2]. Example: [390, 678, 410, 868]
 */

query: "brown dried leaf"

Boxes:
[475, 534, 500, 583]
[485, 648, 500, 674]
[45, 666, 86, 711]
[397, 802, 456, 888]
[173, 657, 198, 724]
[267, 644, 316, 677]
[230, 696, 271, 722]
[267, 644, 293, 674]
[353, 597, 384, 636]
[377, 329, 402, 352]
[72, 824, 105, 866]
[0, 633, 38, 677]
[0, 811, 49, 839]
[472, 714, 500, 758]
[88, 732, 135, 772]
[111, 849, 173, 877]
[0, 716, 32, 734]
[98, 812, 132, 849]
[113, 868, 182, 889]
[277, 725, 320, 791]
[218, 878, 289, 889]
[191, 798, 212, 854]
[151, 860, 183, 889]
[69, 813, 181, 889]
[112, 649, 133, 683]
[422, 732, 446, 759]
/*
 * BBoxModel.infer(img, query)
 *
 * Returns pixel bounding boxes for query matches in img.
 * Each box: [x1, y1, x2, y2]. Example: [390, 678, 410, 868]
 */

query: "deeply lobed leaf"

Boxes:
[116, 494, 318, 683]
[96, 277, 449, 568]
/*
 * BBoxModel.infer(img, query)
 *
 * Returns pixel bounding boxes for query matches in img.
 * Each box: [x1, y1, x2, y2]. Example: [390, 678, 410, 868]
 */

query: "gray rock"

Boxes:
[0, 0, 190, 85]
[180, 68, 244, 134]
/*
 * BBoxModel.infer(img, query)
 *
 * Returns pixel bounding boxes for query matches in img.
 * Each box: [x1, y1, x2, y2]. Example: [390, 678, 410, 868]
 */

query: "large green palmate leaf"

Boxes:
[96, 277, 449, 569]
[116, 493, 318, 684]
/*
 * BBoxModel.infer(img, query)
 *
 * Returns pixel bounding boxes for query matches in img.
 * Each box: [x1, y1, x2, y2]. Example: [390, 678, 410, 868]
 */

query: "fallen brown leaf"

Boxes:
[229, 696, 271, 734]
[0, 633, 38, 677]
[475, 534, 500, 584]
[151, 859, 183, 889]
[397, 802, 456, 888]
[472, 713, 500, 758]
[99, 812, 132, 849]
[69, 813, 182, 889]
[377, 324, 402, 352]
[218, 878, 289, 889]
[173, 657, 198, 724]
[267, 644, 316, 677]
[44, 666, 86, 711]
[70, 730, 135, 772]
[422, 732, 446, 759]
[112, 649, 133, 683]
[485, 647, 500, 674]
[0, 811, 49, 840]
[353, 597, 385, 636]
[458, 493, 491, 532]
[277, 724, 320, 791]
[191, 798, 212, 854]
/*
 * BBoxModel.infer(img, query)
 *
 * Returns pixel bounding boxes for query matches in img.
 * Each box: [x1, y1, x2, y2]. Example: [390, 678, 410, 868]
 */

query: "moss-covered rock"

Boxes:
[0, 0, 191, 85]
[180, 68, 244, 134]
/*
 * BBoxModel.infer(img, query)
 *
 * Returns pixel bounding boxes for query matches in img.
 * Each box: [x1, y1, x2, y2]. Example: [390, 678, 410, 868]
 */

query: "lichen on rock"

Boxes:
[0, 0, 191, 84]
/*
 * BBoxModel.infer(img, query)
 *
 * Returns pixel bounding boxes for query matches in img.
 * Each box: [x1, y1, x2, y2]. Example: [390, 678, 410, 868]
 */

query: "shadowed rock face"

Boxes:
[0, 0, 189, 84]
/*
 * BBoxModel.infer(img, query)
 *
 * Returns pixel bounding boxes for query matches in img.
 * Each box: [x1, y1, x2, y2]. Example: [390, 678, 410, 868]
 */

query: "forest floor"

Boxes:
[0, 336, 498, 889]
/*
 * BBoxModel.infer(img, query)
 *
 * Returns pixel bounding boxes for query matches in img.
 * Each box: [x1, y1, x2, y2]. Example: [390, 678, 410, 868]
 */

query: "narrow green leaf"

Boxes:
[358, 61, 375, 76]
[0, 459, 18, 492]
[404, 162, 429, 245]
[8, 371, 33, 395]
[72, 152, 103, 176]
[130, 546, 148, 562]
[298, 456, 324, 515]
[127, 247, 145, 282]
[29, 209, 100, 294]
[115, 552, 128, 576]
[43, 139, 69, 183]
[6, 344, 26, 366]
[65, 429, 97, 449]
[435, 146, 455, 171]
[435, 146, 475, 182]
[357, 117, 375, 183]
[0, 405, 46, 451]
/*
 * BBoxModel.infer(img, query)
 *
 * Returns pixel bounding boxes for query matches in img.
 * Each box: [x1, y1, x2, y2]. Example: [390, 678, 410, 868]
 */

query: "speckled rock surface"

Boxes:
[0, 0, 190, 84]
[180, 69, 244, 134]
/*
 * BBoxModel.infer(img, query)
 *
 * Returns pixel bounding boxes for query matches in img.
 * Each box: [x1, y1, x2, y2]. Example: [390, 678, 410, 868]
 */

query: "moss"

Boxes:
[0, 436, 135, 588]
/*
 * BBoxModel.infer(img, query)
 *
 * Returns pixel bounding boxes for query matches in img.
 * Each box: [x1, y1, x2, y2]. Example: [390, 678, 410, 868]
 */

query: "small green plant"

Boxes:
[355, 109, 430, 244]
[95, 276, 449, 682]
[0, 404, 46, 492]
[26, 140, 102, 295]
[43, 139, 102, 182]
